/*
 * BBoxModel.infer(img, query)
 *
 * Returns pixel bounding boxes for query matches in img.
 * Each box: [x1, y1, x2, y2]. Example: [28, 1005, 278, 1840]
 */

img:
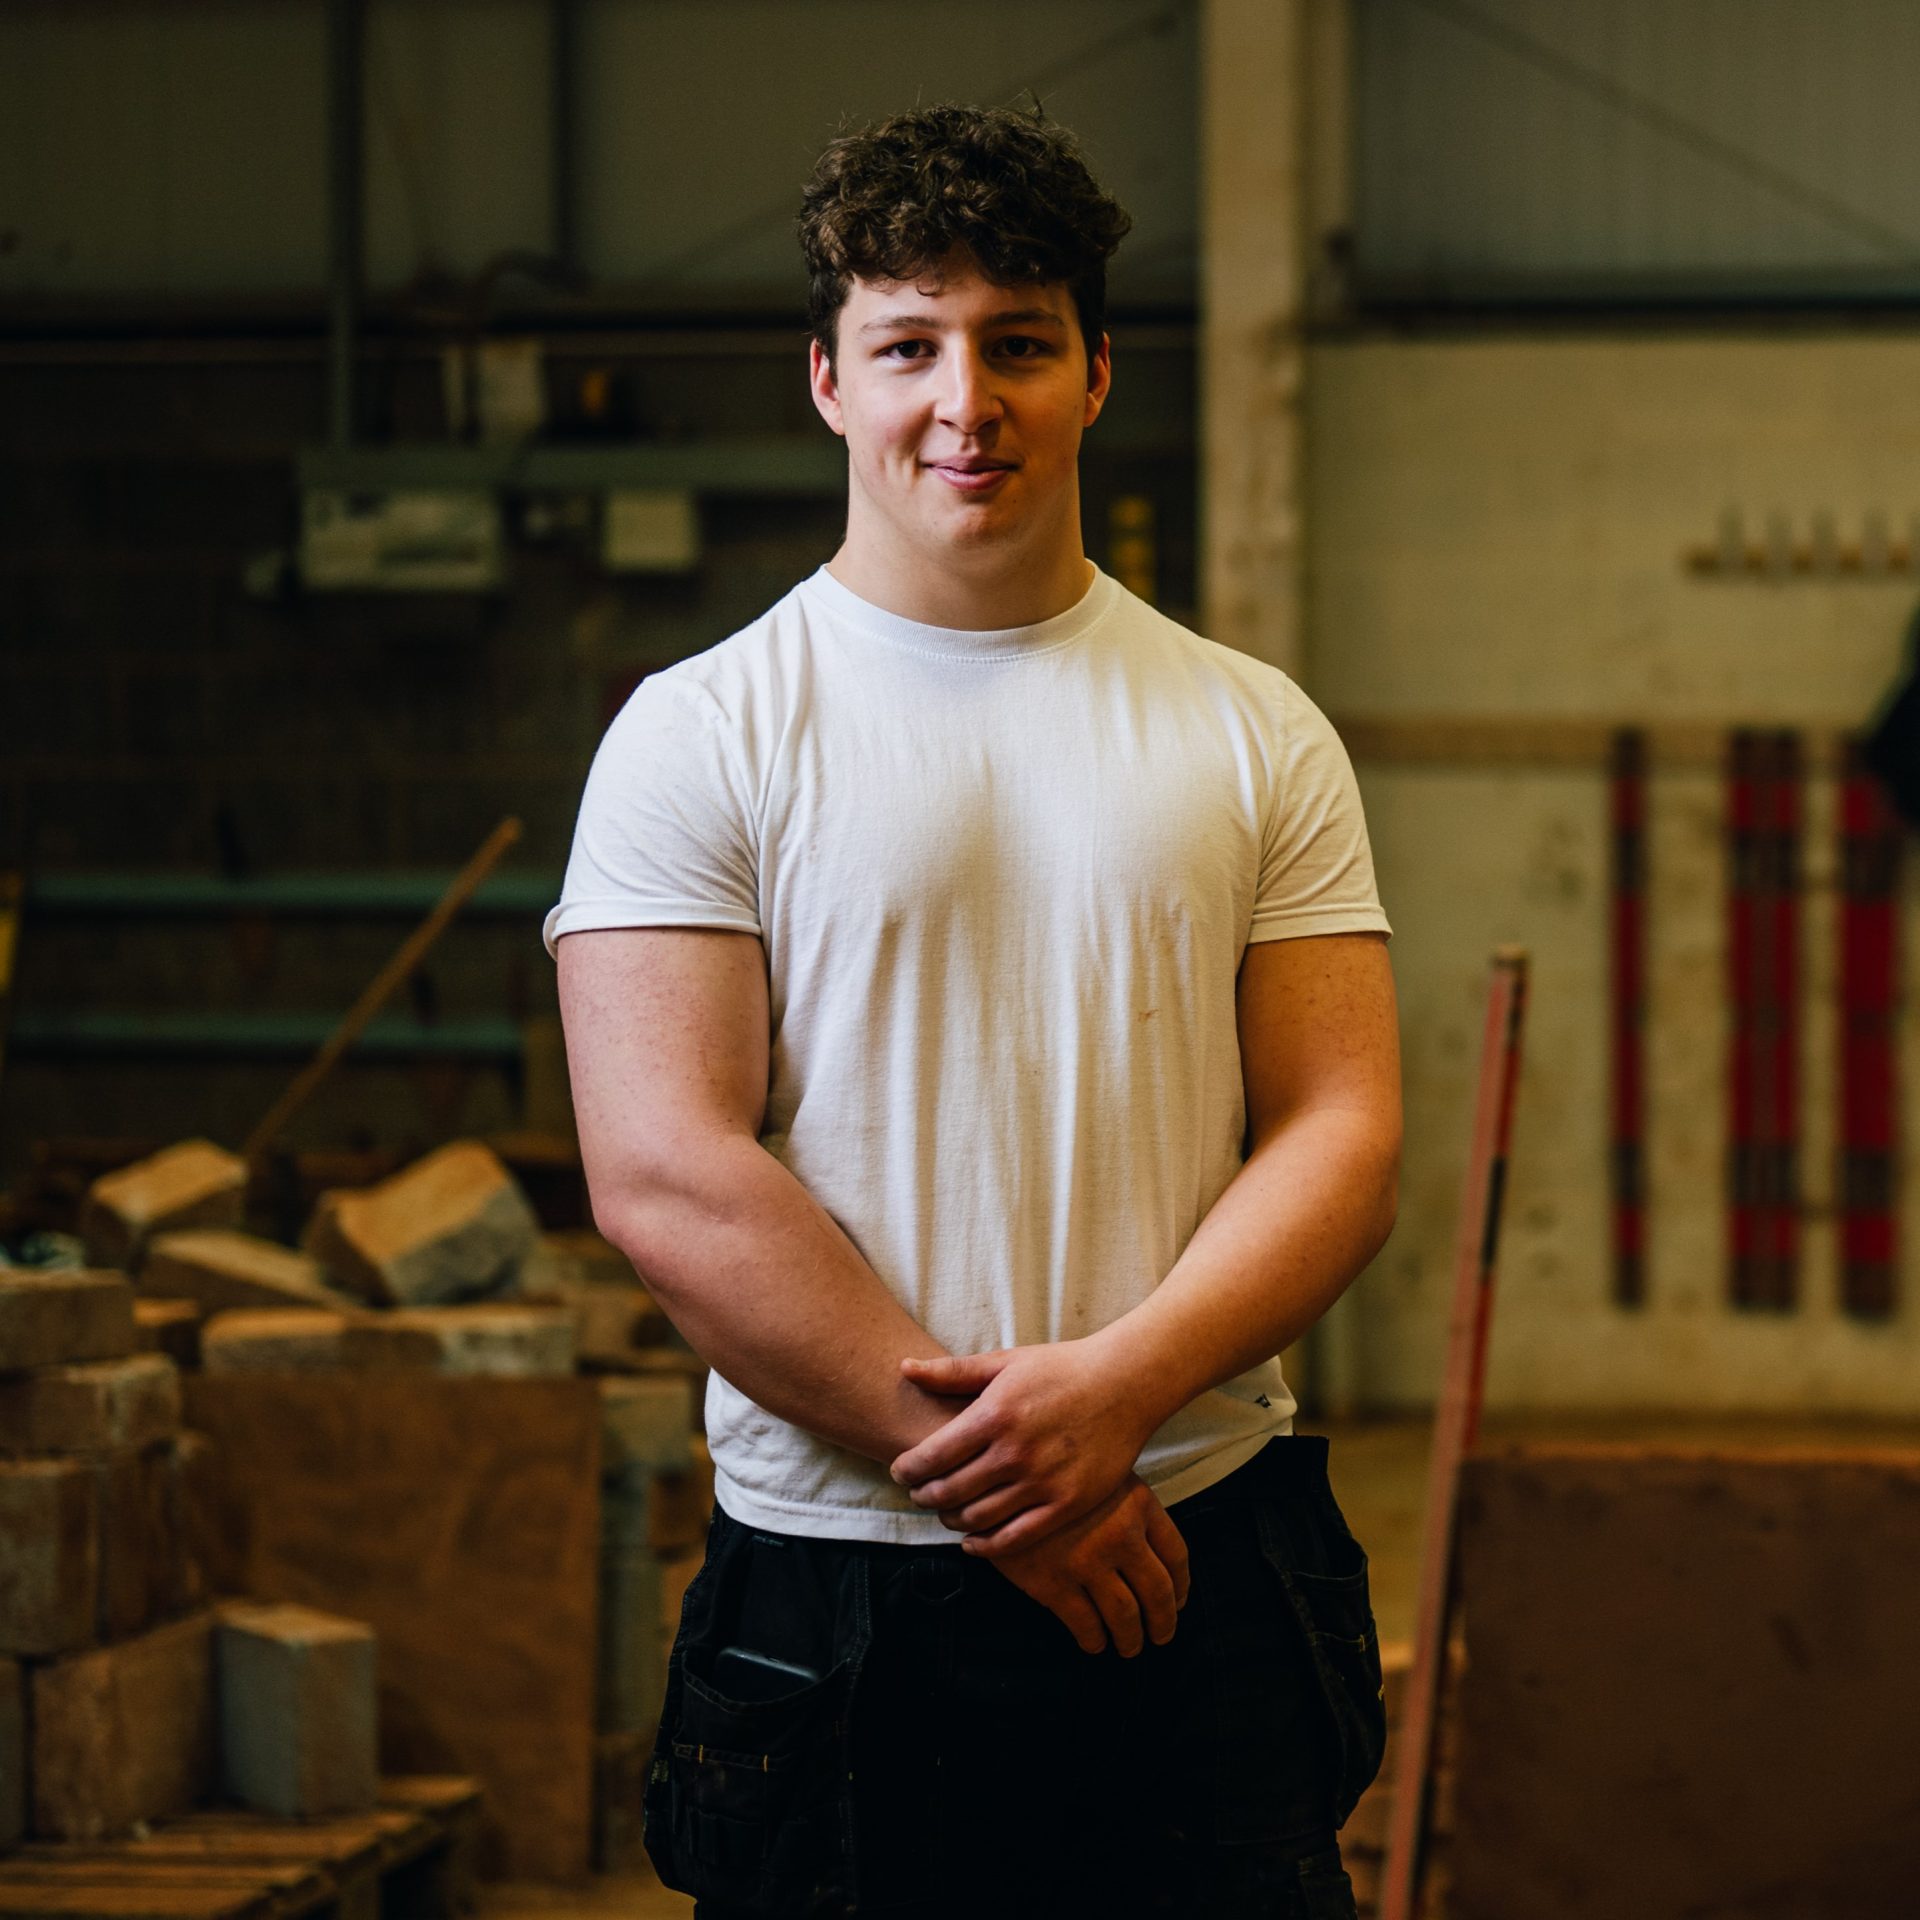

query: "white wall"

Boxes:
[1308, 331, 1920, 1414]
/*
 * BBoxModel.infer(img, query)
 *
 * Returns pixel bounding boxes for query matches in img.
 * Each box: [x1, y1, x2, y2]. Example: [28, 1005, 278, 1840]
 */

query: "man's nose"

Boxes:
[934, 347, 1003, 434]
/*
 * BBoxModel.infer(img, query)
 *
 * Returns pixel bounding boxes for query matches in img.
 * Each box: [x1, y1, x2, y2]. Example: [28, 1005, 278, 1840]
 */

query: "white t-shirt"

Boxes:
[544, 561, 1391, 1542]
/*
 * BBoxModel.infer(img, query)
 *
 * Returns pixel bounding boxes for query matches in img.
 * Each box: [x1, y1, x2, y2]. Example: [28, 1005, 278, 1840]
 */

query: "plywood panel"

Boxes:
[181, 1376, 600, 1881]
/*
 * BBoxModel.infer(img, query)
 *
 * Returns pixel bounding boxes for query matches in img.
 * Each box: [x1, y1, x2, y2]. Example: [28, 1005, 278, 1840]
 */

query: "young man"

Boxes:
[547, 104, 1400, 1920]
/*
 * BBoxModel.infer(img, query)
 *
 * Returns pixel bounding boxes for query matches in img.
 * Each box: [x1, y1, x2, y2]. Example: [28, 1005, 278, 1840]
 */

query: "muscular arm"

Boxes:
[557, 924, 1191, 1653]
[558, 926, 955, 1464]
[893, 931, 1401, 1552]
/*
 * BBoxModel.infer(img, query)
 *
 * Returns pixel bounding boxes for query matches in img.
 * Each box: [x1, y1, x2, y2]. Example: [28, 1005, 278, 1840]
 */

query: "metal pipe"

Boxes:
[327, 0, 366, 448]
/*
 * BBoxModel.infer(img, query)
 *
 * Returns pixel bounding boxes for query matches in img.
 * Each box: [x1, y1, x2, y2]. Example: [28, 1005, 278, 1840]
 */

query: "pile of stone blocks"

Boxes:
[65, 1135, 693, 1391]
[592, 1374, 715, 1872]
[1339, 1638, 1459, 1919]
[0, 1266, 381, 1848]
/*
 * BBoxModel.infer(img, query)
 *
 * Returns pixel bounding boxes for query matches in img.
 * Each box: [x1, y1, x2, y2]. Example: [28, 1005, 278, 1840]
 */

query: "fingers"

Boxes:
[899, 1350, 1005, 1394]
[890, 1410, 994, 1488]
[1142, 1501, 1193, 1611]
[1087, 1570, 1146, 1659]
[906, 1451, 1016, 1512]
[1044, 1586, 1108, 1657]
[1118, 1537, 1180, 1648]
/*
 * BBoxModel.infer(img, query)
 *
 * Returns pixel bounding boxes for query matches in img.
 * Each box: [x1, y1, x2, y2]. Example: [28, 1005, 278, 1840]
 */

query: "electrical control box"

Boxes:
[300, 488, 505, 592]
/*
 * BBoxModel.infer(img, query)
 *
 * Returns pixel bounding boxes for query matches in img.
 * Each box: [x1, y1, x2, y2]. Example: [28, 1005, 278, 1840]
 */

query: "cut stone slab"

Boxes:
[217, 1600, 377, 1817]
[200, 1309, 356, 1374]
[30, 1608, 216, 1840]
[592, 1727, 650, 1873]
[0, 1457, 98, 1656]
[0, 1656, 21, 1851]
[1453, 1445, 1920, 1920]
[0, 1269, 136, 1371]
[0, 1352, 180, 1453]
[520, 1232, 670, 1360]
[134, 1295, 204, 1369]
[342, 1304, 577, 1377]
[304, 1141, 540, 1307]
[142, 1228, 351, 1316]
[650, 1436, 715, 1553]
[95, 1440, 180, 1642]
[599, 1375, 693, 1474]
[166, 1430, 218, 1613]
[79, 1140, 247, 1273]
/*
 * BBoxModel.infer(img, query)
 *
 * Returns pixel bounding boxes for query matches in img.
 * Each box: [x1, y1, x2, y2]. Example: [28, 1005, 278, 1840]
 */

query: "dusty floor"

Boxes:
[480, 1410, 1920, 1917]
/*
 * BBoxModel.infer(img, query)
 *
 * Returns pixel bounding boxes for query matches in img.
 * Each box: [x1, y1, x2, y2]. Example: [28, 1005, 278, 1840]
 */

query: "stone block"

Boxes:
[592, 1728, 651, 1873]
[165, 1431, 218, 1611]
[216, 1600, 377, 1818]
[599, 1375, 693, 1475]
[142, 1229, 351, 1315]
[0, 1458, 98, 1655]
[0, 1352, 180, 1453]
[30, 1609, 216, 1840]
[341, 1303, 576, 1377]
[0, 1657, 21, 1852]
[0, 1270, 135, 1370]
[79, 1140, 247, 1272]
[134, 1296, 204, 1368]
[92, 1443, 186, 1635]
[200, 1309, 354, 1373]
[1453, 1446, 1920, 1920]
[304, 1141, 540, 1307]
[597, 1483, 666, 1738]
[520, 1232, 670, 1362]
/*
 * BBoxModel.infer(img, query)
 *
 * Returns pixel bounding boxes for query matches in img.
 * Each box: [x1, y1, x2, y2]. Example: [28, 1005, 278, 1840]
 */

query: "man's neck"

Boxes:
[826, 538, 1095, 632]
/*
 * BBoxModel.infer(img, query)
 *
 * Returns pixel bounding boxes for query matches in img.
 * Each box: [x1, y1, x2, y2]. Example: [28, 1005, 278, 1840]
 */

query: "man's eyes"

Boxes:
[878, 337, 1052, 361]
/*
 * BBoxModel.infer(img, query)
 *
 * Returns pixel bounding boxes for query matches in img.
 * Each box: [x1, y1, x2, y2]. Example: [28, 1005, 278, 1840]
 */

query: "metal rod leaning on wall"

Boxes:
[242, 816, 524, 1170]
[1378, 947, 1530, 1920]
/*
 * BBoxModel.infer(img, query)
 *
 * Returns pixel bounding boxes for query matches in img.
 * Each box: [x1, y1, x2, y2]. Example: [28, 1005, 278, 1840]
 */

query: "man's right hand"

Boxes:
[989, 1473, 1190, 1657]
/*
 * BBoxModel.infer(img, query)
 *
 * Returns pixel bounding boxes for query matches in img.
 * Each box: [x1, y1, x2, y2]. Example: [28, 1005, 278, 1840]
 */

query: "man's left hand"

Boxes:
[888, 1340, 1157, 1557]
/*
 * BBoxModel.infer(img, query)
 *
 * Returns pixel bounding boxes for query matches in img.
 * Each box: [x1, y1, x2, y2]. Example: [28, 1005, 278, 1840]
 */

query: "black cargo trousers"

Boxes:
[642, 1434, 1386, 1919]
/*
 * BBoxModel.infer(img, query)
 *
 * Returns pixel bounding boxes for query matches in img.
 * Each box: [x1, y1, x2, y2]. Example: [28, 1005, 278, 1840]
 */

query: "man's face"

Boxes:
[808, 252, 1111, 567]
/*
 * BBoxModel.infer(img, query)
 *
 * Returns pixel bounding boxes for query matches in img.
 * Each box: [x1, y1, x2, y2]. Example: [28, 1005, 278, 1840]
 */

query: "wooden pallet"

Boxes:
[0, 1777, 481, 1920]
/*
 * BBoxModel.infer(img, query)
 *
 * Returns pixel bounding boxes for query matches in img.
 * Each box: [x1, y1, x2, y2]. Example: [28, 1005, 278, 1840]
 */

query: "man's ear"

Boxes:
[1083, 331, 1112, 430]
[808, 338, 847, 438]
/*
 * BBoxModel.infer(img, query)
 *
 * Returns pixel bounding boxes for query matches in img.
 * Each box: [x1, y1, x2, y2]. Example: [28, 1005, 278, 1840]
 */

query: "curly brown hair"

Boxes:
[797, 103, 1133, 380]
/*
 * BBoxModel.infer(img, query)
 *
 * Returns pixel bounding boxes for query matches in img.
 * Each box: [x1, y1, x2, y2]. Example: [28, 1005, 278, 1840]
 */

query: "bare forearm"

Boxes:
[597, 1133, 956, 1465]
[1090, 1107, 1399, 1432]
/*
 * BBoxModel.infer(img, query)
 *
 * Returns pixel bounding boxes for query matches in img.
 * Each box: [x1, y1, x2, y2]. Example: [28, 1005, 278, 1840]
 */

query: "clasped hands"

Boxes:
[890, 1338, 1190, 1658]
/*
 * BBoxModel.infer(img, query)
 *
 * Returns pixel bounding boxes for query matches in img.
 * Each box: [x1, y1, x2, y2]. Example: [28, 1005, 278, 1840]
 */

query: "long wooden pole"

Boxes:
[1378, 946, 1530, 1920]
[243, 816, 523, 1167]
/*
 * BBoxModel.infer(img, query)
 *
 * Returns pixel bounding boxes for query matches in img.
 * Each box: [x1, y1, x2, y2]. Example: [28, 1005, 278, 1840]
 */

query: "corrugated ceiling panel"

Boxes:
[1355, 0, 1920, 300]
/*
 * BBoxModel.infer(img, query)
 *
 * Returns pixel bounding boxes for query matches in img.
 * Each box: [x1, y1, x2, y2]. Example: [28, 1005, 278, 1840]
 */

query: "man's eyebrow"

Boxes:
[856, 308, 1069, 335]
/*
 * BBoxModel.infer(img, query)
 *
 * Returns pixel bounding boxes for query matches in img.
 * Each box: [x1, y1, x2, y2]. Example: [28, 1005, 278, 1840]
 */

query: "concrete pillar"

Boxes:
[1204, 0, 1368, 1412]
[1200, 0, 1308, 676]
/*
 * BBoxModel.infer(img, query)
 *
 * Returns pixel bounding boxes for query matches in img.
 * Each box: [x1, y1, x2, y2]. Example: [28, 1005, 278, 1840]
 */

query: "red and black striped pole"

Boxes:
[1728, 730, 1802, 1311]
[1728, 731, 1761, 1307]
[1838, 739, 1901, 1318]
[1609, 730, 1648, 1308]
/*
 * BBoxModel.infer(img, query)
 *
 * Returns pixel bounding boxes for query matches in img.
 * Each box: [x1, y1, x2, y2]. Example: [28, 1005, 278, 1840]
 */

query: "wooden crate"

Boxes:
[0, 1776, 480, 1920]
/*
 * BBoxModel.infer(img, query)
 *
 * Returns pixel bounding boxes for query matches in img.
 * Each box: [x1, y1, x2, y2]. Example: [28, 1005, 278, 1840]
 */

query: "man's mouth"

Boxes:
[928, 458, 1016, 492]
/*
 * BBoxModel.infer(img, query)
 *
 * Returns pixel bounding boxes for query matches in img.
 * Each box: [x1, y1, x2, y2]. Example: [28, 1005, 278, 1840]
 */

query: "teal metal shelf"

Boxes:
[9, 1011, 523, 1062]
[25, 872, 564, 918]
[296, 436, 848, 497]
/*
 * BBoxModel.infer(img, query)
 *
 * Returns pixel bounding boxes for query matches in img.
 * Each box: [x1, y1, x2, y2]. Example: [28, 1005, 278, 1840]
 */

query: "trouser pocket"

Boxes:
[644, 1513, 870, 1918]
[663, 1659, 851, 1915]
[1256, 1459, 1388, 1829]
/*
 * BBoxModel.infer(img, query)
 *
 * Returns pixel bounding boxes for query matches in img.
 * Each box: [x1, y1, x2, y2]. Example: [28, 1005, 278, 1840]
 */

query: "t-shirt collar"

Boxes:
[799, 561, 1116, 660]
